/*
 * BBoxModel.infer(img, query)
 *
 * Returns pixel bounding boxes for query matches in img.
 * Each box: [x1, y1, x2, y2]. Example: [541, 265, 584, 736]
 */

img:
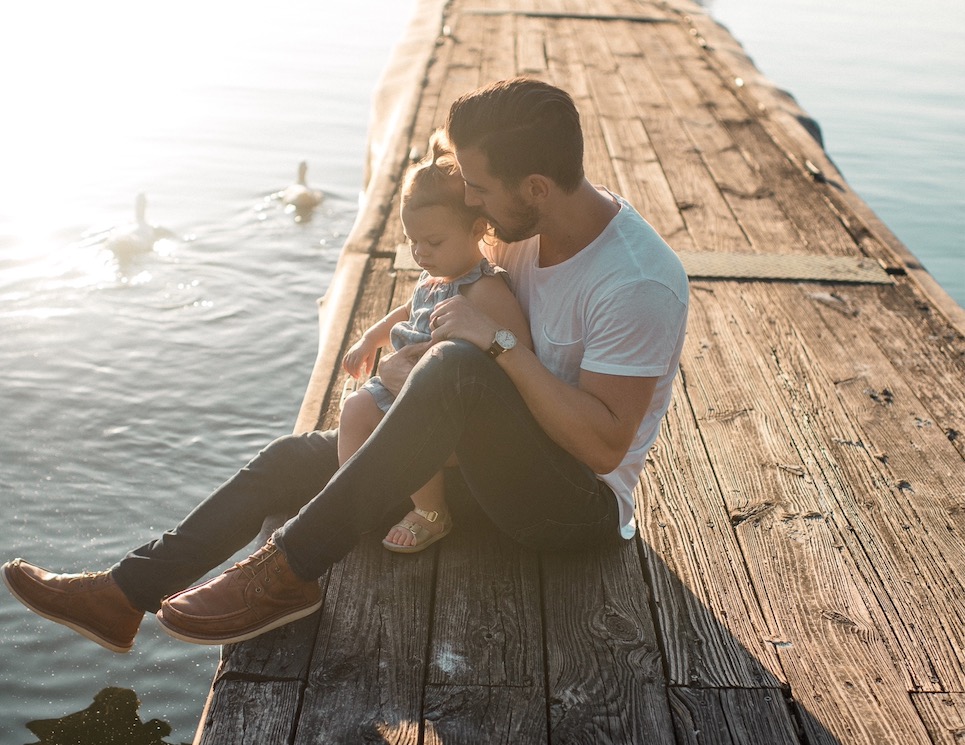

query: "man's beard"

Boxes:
[488, 201, 540, 244]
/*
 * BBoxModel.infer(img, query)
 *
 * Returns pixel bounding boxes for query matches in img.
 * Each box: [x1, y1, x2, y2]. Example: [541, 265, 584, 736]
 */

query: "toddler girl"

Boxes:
[339, 131, 531, 552]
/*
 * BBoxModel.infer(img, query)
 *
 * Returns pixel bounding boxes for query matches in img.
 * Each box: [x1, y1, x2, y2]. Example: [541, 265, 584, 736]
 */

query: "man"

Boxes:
[3, 78, 688, 651]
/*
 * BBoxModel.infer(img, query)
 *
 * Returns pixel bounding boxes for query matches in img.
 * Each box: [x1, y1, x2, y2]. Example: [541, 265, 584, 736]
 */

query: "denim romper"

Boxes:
[359, 258, 505, 412]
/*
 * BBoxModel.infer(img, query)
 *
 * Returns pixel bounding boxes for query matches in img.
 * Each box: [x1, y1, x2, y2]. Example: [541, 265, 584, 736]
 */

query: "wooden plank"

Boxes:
[770, 283, 965, 691]
[565, 19, 694, 248]
[349, 0, 450, 261]
[437, 11, 485, 118]
[295, 534, 436, 744]
[857, 283, 965, 461]
[639, 383, 785, 688]
[615, 0, 674, 21]
[428, 521, 543, 687]
[621, 20, 806, 255]
[541, 540, 676, 744]
[196, 680, 301, 745]
[683, 281, 933, 743]
[425, 518, 546, 740]
[575, 19, 750, 253]
[423, 686, 546, 744]
[478, 9, 516, 81]
[632, 10, 961, 686]
[516, 15, 547, 73]
[669, 687, 801, 745]
[464, 9, 673, 23]
[214, 611, 324, 681]
[402, 0, 464, 184]
[295, 253, 370, 433]
[543, 16, 591, 102]
[652, 21, 860, 258]
[598, 116, 696, 249]
[544, 19, 620, 192]
[911, 692, 965, 745]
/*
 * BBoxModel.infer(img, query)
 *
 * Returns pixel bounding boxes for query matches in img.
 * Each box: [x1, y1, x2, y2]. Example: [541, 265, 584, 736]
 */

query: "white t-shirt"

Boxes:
[484, 190, 689, 539]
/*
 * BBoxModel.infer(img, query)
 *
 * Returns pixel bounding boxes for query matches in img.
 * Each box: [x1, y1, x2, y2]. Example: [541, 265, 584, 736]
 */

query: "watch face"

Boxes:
[494, 329, 516, 350]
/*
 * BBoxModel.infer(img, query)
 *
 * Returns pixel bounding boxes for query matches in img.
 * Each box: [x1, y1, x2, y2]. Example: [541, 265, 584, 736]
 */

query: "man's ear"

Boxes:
[522, 174, 552, 202]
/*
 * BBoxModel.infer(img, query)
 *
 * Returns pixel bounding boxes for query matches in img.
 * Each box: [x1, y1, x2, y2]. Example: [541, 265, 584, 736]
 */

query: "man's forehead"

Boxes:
[453, 146, 488, 182]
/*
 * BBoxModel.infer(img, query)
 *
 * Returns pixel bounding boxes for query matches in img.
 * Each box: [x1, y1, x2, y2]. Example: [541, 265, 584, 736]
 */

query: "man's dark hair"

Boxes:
[446, 77, 584, 193]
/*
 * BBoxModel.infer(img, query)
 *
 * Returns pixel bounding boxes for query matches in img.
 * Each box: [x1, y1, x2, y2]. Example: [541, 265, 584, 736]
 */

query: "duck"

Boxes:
[280, 161, 323, 212]
[105, 193, 174, 256]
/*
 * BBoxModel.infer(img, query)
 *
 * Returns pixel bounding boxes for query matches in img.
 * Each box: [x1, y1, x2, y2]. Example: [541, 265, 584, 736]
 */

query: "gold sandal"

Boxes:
[382, 508, 453, 554]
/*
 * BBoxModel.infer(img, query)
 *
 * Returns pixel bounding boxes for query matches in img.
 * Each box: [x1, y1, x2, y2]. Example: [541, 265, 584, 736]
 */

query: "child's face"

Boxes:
[401, 204, 482, 280]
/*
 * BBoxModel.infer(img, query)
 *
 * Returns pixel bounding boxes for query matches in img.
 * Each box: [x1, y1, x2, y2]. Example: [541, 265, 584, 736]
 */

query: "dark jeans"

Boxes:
[113, 341, 621, 612]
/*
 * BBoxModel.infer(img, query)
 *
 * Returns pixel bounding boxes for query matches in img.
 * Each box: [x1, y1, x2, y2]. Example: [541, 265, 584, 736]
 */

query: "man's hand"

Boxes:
[429, 295, 497, 351]
[378, 341, 432, 396]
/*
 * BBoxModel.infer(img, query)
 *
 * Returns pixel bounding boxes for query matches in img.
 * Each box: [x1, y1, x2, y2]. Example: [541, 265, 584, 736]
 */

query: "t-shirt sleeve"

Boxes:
[581, 279, 688, 378]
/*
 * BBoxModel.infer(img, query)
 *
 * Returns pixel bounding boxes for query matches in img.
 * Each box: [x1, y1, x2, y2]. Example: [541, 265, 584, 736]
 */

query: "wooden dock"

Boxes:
[194, 0, 965, 742]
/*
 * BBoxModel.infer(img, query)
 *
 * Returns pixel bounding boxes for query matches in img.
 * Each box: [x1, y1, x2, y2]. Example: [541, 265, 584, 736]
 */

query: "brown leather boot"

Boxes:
[156, 538, 321, 645]
[2, 559, 144, 653]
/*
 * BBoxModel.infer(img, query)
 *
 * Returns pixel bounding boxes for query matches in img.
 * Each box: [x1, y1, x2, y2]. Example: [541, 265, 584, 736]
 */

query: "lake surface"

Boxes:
[0, 1, 961, 741]
[0, 1, 416, 741]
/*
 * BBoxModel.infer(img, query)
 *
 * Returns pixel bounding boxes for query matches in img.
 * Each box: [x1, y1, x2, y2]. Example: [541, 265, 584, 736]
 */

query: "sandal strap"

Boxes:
[396, 518, 432, 541]
[403, 522, 422, 539]
[413, 508, 440, 523]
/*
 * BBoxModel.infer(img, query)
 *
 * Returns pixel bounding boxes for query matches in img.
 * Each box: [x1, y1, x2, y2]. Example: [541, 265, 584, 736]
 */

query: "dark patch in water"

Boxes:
[24, 687, 187, 745]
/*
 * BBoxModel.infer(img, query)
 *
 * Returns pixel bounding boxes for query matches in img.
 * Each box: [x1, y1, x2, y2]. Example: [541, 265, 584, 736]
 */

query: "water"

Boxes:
[0, 1, 415, 741]
[0, 1, 961, 742]
[703, 0, 965, 307]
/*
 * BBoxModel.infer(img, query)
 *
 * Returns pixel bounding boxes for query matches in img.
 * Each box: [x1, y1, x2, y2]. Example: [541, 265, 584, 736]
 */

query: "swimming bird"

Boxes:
[280, 161, 323, 212]
[104, 193, 174, 256]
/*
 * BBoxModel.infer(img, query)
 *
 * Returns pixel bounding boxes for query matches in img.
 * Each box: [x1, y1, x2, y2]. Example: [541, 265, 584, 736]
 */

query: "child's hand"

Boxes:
[378, 341, 431, 396]
[342, 337, 378, 379]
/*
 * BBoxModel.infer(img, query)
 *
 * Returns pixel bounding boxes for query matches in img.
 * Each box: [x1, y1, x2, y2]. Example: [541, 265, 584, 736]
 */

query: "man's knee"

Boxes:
[422, 339, 488, 375]
[253, 431, 338, 475]
[256, 433, 307, 463]
[402, 340, 504, 403]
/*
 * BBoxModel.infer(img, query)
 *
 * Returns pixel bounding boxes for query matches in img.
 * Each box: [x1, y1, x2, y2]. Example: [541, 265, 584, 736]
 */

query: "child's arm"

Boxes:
[460, 275, 533, 351]
[342, 302, 411, 379]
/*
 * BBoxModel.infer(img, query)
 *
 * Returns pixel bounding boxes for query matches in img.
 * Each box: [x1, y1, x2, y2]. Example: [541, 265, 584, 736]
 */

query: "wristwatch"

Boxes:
[487, 329, 517, 359]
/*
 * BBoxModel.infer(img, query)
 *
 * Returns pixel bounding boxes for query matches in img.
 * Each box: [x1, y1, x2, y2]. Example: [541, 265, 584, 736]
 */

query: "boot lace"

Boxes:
[230, 542, 281, 581]
[68, 570, 112, 588]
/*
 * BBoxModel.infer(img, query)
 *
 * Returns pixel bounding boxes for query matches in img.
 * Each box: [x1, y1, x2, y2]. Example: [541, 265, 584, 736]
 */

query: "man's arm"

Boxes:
[428, 294, 655, 473]
[460, 274, 533, 351]
[500, 347, 655, 473]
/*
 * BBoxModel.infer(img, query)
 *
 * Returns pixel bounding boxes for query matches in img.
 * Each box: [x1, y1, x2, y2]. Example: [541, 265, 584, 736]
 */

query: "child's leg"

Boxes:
[383, 470, 451, 551]
[337, 390, 384, 466]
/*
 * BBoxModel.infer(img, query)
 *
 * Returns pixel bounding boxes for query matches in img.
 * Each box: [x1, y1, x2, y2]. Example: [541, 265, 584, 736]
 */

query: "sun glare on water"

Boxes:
[0, 2, 258, 262]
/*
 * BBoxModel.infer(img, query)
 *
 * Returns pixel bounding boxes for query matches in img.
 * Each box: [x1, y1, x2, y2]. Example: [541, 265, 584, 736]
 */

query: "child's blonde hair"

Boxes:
[401, 130, 483, 230]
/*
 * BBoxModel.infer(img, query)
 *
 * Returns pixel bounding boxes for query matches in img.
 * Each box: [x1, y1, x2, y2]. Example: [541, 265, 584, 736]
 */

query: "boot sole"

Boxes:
[1, 563, 133, 654]
[155, 598, 323, 646]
